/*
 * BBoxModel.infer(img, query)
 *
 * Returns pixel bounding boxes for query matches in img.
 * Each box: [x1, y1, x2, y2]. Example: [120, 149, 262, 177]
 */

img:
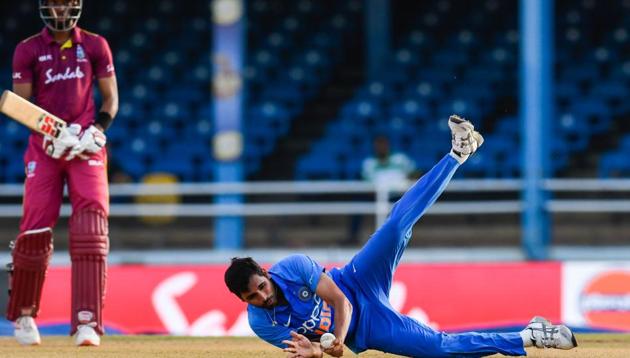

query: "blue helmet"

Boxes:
[39, 0, 82, 32]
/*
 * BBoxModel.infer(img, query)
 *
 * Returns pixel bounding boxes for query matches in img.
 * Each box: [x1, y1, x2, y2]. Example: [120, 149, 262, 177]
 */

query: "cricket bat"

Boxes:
[0, 89, 67, 138]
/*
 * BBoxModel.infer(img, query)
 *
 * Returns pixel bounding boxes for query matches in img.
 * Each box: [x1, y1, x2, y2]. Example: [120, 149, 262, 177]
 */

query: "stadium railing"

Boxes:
[2, 179, 630, 225]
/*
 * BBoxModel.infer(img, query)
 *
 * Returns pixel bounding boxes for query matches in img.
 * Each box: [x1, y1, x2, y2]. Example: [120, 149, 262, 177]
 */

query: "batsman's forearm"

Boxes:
[97, 76, 119, 119]
[99, 95, 118, 118]
[331, 297, 352, 343]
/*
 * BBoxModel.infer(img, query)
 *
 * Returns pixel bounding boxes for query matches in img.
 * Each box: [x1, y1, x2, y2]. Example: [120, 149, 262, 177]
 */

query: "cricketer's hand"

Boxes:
[67, 125, 106, 160]
[323, 337, 344, 357]
[43, 123, 81, 159]
[283, 331, 324, 358]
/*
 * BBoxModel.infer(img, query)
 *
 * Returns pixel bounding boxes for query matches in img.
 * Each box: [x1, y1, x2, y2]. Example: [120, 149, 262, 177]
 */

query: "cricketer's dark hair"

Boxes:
[224, 257, 265, 298]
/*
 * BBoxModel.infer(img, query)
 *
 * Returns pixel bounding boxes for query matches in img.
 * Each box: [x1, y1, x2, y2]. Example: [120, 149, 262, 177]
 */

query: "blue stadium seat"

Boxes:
[560, 65, 599, 83]
[404, 30, 435, 50]
[436, 99, 483, 123]
[590, 82, 629, 103]
[296, 153, 341, 180]
[1, 121, 30, 149]
[464, 67, 506, 85]
[569, 99, 612, 133]
[4, 159, 25, 183]
[599, 152, 630, 178]
[388, 99, 431, 122]
[340, 100, 383, 125]
[556, 82, 582, 103]
[403, 81, 444, 102]
[355, 81, 397, 104]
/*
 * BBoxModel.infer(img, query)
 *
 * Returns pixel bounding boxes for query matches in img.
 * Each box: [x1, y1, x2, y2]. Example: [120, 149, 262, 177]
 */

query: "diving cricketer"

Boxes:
[225, 116, 578, 357]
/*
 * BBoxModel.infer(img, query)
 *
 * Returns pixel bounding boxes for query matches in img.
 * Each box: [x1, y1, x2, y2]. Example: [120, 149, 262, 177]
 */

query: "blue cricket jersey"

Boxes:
[248, 254, 359, 346]
[248, 154, 527, 357]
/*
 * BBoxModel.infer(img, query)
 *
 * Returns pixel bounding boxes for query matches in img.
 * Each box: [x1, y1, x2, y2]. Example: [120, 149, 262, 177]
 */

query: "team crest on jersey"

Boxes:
[76, 45, 86, 62]
[298, 287, 312, 301]
[26, 161, 37, 178]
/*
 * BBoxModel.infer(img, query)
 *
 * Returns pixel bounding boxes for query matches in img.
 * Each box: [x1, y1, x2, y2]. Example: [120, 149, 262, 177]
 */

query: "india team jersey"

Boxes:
[248, 255, 351, 348]
[12, 27, 115, 131]
[247, 156, 462, 354]
[246, 156, 528, 357]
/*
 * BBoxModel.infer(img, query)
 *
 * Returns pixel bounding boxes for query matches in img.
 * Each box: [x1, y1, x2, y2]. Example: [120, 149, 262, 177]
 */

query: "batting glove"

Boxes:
[448, 115, 484, 164]
[43, 123, 81, 159]
[67, 125, 107, 160]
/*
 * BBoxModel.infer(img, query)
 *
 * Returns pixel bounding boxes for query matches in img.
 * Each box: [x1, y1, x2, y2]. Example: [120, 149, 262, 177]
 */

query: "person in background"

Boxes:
[361, 135, 418, 188]
[345, 135, 418, 245]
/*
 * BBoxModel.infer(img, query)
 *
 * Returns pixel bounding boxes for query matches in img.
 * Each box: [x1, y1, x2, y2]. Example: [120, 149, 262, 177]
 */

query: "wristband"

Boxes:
[95, 111, 113, 131]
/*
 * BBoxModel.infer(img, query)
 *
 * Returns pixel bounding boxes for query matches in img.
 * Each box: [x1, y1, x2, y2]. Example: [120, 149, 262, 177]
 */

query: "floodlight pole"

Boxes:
[212, 0, 246, 249]
[520, 0, 554, 259]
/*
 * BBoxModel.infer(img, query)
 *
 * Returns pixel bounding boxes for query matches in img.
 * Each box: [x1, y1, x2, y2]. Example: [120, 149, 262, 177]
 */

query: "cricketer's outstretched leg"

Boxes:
[365, 307, 526, 357]
[345, 153, 460, 298]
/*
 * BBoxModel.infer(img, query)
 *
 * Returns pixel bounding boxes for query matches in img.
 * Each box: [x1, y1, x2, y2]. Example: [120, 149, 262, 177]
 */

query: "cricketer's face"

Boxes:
[39, 0, 82, 32]
[240, 273, 277, 308]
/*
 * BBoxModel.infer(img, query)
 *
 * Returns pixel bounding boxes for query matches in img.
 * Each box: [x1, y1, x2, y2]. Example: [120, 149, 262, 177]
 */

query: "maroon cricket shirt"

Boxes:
[12, 26, 115, 141]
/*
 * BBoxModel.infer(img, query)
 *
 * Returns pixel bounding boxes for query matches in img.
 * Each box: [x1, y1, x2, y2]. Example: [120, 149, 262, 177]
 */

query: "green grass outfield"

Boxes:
[0, 334, 629, 357]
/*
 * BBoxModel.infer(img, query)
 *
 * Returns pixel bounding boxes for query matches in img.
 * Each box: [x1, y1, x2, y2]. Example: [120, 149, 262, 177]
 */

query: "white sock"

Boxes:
[448, 150, 467, 164]
[520, 329, 533, 347]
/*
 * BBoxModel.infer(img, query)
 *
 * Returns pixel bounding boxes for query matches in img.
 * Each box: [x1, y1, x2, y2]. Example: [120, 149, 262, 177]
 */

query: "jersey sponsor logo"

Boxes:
[296, 295, 333, 335]
[88, 159, 104, 167]
[38, 54, 53, 62]
[106, 64, 115, 73]
[44, 66, 85, 84]
[12, 72, 22, 80]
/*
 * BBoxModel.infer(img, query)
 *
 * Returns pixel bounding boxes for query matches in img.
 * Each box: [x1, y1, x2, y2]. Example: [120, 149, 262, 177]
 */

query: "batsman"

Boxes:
[225, 116, 578, 357]
[7, 0, 117, 346]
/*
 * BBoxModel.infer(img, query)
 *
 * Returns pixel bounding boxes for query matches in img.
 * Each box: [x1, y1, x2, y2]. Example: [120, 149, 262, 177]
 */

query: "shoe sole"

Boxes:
[16, 337, 41, 346]
[77, 340, 99, 347]
[563, 326, 578, 349]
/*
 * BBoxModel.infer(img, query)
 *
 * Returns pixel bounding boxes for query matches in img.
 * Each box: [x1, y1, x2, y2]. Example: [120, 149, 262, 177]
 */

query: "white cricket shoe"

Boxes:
[448, 115, 484, 164]
[523, 316, 577, 350]
[14, 316, 41, 346]
[74, 322, 100, 347]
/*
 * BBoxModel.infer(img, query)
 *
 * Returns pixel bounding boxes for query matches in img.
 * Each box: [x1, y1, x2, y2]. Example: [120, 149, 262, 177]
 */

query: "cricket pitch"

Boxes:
[0, 334, 629, 357]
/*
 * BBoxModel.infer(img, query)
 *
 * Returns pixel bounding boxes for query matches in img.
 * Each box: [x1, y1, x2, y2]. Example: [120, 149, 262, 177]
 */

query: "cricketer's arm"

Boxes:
[315, 273, 352, 357]
[95, 76, 118, 131]
[13, 82, 33, 100]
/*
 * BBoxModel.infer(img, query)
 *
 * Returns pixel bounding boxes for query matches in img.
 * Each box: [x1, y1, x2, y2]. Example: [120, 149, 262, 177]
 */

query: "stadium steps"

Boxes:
[252, 48, 365, 180]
